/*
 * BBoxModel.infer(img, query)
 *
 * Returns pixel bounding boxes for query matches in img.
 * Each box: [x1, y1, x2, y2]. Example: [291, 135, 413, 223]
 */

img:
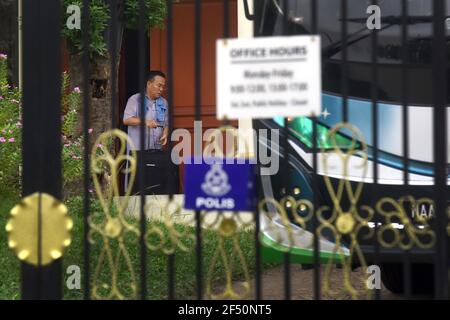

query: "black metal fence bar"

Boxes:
[400, 0, 412, 299]
[281, 0, 291, 301]
[254, 171, 262, 300]
[167, 0, 176, 301]
[167, 254, 175, 300]
[432, 0, 449, 300]
[82, 0, 91, 301]
[110, 0, 118, 130]
[370, 0, 380, 301]
[21, 0, 62, 300]
[340, 0, 348, 123]
[194, 0, 203, 300]
[252, 0, 262, 301]
[311, 0, 320, 301]
[222, 0, 230, 128]
[223, 0, 230, 38]
[138, 0, 148, 300]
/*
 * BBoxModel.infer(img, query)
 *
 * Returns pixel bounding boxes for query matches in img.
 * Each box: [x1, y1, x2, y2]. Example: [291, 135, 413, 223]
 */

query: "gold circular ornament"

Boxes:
[336, 213, 356, 234]
[105, 217, 122, 238]
[6, 193, 73, 266]
[219, 218, 237, 237]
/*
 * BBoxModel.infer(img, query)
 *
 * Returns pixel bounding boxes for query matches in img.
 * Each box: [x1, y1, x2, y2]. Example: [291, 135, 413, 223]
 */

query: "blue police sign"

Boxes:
[184, 157, 256, 211]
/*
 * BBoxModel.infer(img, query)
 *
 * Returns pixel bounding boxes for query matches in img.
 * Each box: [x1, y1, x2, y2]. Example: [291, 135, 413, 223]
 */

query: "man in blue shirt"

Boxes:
[123, 70, 171, 194]
[123, 70, 169, 151]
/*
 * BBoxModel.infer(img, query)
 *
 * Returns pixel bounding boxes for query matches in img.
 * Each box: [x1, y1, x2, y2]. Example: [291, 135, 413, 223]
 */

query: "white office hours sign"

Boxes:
[216, 36, 321, 119]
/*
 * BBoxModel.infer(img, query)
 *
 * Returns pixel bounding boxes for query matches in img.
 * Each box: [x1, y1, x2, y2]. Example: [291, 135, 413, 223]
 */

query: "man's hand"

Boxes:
[160, 127, 169, 146]
[159, 133, 168, 146]
[146, 119, 158, 128]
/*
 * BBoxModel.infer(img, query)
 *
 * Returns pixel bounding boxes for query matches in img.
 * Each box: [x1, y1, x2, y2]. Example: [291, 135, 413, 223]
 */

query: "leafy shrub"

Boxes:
[0, 55, 87, 196]
[61, 0, 166, 57]
[62, 0, 110, 57]
[124, 0, 166, 30]
[0, 55, 22, 192]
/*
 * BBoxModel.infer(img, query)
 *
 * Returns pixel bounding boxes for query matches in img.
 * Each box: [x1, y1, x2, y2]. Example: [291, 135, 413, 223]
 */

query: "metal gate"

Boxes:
[4, 0, 449, 300]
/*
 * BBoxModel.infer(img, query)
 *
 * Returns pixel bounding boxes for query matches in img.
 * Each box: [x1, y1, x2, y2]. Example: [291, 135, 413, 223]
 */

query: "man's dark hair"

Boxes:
[147, 70, 166, 82]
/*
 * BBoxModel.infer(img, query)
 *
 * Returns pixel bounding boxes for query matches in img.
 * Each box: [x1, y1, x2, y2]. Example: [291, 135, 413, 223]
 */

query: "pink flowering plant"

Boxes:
[0, 56, 84, 195]
[0, 55, 22, 191]
[60, 72, 85, 193]
[61, 72, 81, 136]
[0, 53, 8, 87]
[0, 53, 8, 88]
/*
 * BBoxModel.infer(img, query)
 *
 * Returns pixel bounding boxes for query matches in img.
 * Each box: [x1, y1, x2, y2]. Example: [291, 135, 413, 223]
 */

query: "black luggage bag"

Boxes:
[129, 150, 179, 195]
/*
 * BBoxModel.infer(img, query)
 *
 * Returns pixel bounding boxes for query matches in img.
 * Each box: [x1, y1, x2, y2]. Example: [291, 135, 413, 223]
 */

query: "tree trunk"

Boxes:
[64, 53, 120, 199]
[69, 52, 120, 143]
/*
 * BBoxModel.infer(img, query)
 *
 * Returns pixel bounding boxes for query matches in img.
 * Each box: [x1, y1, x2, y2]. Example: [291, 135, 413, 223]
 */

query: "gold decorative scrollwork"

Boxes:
[145, 197, 195, 254]
[201, 126, 254, 299]
[205, 217, 251, 300]
[259, 196, 314, 252]
[376, 196, 436, 250]
[89, 129, 140, 300]
[319, 123, 374, 299]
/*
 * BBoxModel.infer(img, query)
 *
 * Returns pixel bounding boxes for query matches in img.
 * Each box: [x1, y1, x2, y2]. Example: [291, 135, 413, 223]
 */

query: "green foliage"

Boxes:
[62, 196, 265, 300]
[124, 0, 166, 30]
[0, 175, 270, 300]
[61, 72, 84, 191]
[0, 57, 22, 193]
[0, 54, 7, 87]
[0, 56, 85, 196]
[62, 0, 166, 57]
[62, 136, 84, 189]
[0, 192, 20, 299]
[62, 109, 79, 138]
[61, 73, 81, 137]
[62, 0, 110, 57]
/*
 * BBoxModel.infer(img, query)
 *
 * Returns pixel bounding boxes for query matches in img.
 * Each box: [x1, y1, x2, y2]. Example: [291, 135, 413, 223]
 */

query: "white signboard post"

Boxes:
[216, 36, 321, 120]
